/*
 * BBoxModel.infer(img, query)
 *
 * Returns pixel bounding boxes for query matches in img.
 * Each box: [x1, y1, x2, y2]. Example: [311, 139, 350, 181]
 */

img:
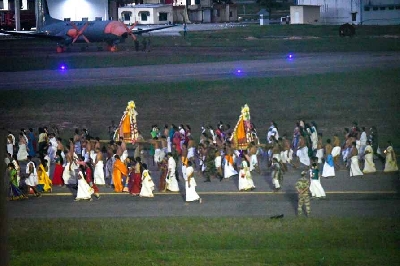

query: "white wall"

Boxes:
[119, 5, 173, 25]
[47, 0, 109, 21]
[297, 0, 400, 25]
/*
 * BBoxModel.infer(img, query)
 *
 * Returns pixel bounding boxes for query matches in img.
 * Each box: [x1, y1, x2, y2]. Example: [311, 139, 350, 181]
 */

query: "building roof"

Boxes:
[122, 4, 173, 8]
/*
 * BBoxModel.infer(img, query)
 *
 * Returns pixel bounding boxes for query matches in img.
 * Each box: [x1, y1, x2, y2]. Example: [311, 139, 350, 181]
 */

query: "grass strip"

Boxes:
[8, 217, 400, 265]
[1, 68, 399, 147]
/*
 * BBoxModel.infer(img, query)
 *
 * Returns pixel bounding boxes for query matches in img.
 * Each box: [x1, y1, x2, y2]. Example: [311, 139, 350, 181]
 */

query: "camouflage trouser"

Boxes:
[298, 194, 310, 216]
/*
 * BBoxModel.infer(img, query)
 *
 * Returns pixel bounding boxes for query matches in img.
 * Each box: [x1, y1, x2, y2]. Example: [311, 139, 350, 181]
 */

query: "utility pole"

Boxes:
[14, 0, 21, 30]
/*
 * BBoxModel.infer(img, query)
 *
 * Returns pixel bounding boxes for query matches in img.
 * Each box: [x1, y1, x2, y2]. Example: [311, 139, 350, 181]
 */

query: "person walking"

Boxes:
[296, 171, 311, 217]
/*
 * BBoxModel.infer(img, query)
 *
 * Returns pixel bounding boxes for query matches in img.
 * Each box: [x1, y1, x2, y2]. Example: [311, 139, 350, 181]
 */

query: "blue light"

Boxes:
[59, 64, 67, 71]
[286, 53, 294, 60]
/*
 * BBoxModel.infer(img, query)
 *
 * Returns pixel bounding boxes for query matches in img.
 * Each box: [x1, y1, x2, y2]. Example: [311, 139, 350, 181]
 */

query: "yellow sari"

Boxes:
[37, 164, 52, 192]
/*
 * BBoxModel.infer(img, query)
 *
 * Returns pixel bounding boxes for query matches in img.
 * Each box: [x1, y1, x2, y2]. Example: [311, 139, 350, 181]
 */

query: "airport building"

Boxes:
[296, 0, 400, 25]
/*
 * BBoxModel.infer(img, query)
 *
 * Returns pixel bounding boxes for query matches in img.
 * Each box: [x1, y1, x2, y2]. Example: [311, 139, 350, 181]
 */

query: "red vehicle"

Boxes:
[0, 10, 35, 31]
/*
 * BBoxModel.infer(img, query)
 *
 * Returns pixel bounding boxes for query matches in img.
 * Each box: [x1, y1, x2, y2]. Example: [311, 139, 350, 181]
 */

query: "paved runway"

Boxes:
[1, 52, 400, 90]
[7, 155, 400, 219]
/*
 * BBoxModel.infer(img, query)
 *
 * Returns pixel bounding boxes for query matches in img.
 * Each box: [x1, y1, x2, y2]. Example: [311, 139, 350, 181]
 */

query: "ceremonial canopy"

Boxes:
[230, 104, 254, 150]
[113, 101, 139, 143]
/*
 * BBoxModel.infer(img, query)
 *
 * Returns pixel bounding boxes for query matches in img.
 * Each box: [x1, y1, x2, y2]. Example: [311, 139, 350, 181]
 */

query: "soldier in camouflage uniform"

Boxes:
[204, 142, 217, 182]
[295, 171, 311, 217]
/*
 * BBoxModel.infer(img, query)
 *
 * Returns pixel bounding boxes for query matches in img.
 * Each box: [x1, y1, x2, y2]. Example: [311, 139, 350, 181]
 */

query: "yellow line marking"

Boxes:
[41, 191, 398, 196]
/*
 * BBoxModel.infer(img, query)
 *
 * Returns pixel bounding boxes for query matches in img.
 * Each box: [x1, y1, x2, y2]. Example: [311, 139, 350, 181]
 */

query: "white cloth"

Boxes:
[25, 161, 38, 186]
[350, 156, 363, 176]
[139, 170, 155, 197]
[363, 145, 376, 174]
[185, 166, 200, 202]
[182, 165, 187, 180]
[154, 148, 165, 163]
[7, 143, 13, 156]
[311, 131, 318, 151]
[214, 156, 221, 168]
[331, 146, 341, 157]
[17, 144, 28, 161]
[272, 153, 281, 162]
[90, 150, 97, 163]
[321, 162, 335, 177]
[296, 146, 310, 166]
[187, 147, 196, 159]
[94, 161, 105, 185]
[120, 150, 128, 162]
[249, 154, 258, 172]
[280, 151, 287, 163]
[166, 157, 179, 192]
[316, 149, 324, 164]
[224, 159, 237, 179]
[384, 146, 398, 172]
[272, 178, 280, 189]
[238, 161, 255, 191]
[167, 137, 171, 153]
[62, 162, 78, 185]
[76, 171, 94, 200]
[310, 179, 326, 198]
[48, 137, 57, 162]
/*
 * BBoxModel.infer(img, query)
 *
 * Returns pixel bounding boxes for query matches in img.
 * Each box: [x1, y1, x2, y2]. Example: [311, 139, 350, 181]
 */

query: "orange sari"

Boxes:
[112, 159, 128, 192]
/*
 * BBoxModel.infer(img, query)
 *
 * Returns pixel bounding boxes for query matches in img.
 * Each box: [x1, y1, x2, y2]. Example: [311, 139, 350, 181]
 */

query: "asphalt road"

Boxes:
[1, 52, 400, 90]
[6, 155, 400, 219]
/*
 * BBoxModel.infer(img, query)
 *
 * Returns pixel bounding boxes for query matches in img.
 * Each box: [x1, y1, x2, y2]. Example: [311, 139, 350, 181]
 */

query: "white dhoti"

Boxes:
[310, 179, 326, 198]
[316, 149, 324, 164]
[249, 154, 258, 172]
[321, 162, 335, 177]
[62, 163, 78, 185]
[76, 178, 94, 200]
[296, 147, 310, 166]
[121, 150, 128, 162]
[166, 172, 179, 192]
[350, 156, 363, 176]
[167, 137, 172, 153]
[188, 147, 196, 159]
[280, 151, 287, 163]
[224, 163, 237, 178]
[272, 177, 280, 189]
[94, 161, 105, 185]
[185, 177, 200, 201]
[154, 148, 165, 164]
[182, 165, 187, 180]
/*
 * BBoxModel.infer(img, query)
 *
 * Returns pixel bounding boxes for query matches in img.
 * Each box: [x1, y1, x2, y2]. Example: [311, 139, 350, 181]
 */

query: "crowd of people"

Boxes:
[4, 121, 398, 215]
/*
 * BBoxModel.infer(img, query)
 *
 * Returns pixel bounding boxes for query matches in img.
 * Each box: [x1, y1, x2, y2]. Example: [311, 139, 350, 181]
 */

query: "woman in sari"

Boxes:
[7, 163, 28, 201]
[52, 152, 64, 186]
[11, 155, 21, 187]
[139, 164, 155, 197]
[384, 141, 398, 173]
[75, 164, 94, 201]
[37, 158, 52, 193]
[363, 141, 376, 174]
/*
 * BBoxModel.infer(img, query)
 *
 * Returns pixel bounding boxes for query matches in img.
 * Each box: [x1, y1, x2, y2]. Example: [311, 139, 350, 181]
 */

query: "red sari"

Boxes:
[52, 159, 64, 186]
[86, 167, 99, 193]
[129, 163, 142, 195]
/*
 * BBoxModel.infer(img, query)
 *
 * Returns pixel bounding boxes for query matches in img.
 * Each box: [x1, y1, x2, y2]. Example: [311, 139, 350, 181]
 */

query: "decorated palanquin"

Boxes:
[230, 104, 254, 150]
[113, 101, 139, 143]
